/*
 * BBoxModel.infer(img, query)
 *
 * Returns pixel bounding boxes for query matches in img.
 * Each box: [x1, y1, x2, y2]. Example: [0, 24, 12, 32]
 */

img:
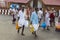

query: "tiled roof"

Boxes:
[5, 0, 30, 3]
[42, 0, 60, 6]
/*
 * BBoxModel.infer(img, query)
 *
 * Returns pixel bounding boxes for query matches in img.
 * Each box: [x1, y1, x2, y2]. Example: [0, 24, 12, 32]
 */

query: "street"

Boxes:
[0, 14, 60, 40]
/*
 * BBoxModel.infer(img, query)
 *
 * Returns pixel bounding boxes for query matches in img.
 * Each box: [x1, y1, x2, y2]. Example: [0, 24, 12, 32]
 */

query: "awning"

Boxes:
[5, 0, 30, 3]
[42, 0, 60, 6]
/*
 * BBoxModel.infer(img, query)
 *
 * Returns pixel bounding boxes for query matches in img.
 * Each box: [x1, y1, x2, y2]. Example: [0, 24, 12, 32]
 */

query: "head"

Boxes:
[22, 7, 24, 12]
[40, 8, 42, 10]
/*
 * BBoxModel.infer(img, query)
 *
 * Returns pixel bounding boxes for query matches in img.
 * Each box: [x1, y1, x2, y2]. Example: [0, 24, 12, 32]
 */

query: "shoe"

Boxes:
[32, 32, 34, 35]
[21, 34, 25, 36]
[47, 28, 50, 31]
[35, 34, 37, 37]
[17, 30, 19, 34]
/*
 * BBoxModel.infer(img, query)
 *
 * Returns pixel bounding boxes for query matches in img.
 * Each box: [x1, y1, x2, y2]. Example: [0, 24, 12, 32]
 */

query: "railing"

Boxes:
[0, 9, 11, 15]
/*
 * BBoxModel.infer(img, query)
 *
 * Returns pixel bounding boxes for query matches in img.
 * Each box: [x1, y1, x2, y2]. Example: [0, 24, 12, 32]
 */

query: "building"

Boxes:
[42, 0, 60, 11]
[0, 0, 42, 9]
[0, 0, 60, 11]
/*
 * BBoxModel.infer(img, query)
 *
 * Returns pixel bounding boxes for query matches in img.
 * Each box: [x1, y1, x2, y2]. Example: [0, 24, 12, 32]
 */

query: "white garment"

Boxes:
[45, 12, 50, 26]
[38, 10, 43, 19]
[32, 24, 39, 31]
[53, 10, 56, 16]
[18, 10, 29, 27]
[13, 9, 18, 18]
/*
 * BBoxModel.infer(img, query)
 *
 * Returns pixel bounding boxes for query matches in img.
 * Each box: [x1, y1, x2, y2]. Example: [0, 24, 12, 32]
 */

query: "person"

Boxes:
[49, 10, 55, 27]
[38, 8, 43, 26]
[58, 16, 60, 22]
[45, 9, 50, 30]
[26, 7, 30, 20]
[30, 8, 39, 37]
[17, 7, 26, 36]
[59, 9, 60, 17]
[12, 8, 18, 24]
[52, 8, 56, 16]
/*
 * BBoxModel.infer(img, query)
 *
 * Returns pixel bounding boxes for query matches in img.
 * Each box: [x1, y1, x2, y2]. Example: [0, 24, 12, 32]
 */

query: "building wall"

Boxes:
[0, 0, 8, 9]
[30, 0, 42, 8]
[43, 5, 60, 11]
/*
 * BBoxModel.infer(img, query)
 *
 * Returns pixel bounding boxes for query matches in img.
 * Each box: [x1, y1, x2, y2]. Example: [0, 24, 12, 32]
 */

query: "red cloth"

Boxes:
[50, 13, 55, 22]
[50, 13, 55, 19]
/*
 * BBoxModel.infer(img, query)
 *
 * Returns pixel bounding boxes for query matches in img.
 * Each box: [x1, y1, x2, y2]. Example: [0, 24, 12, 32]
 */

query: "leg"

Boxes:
[12, 18, 16, 24]
[39, 18, 41, 27]
[34, 31, 37, 37]
[21, 25, 25, 35]
[47, 26, 50, 30]
[17, 27, 21, 33]
[50, 21, 52, 27]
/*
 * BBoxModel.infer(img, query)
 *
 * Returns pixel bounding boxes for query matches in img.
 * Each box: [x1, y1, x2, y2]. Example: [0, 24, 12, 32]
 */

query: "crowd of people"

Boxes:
[11, 6, 60, 37]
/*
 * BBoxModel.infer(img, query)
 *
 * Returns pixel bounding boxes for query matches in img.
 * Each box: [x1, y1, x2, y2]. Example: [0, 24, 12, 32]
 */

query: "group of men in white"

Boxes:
[9, 7, 60, 37]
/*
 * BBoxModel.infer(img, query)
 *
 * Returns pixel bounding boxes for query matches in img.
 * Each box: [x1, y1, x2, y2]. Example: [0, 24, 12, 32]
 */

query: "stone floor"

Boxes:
[0, 14, 60, 40]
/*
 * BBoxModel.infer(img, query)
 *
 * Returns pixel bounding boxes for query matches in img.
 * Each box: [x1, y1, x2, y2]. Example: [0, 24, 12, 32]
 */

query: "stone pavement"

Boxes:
[0, 14, 60, 40]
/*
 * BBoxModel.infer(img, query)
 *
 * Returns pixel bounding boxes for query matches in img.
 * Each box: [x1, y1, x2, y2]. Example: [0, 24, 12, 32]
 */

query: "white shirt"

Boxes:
[18, 10, 29, 27]
[38, 10, 43, 19]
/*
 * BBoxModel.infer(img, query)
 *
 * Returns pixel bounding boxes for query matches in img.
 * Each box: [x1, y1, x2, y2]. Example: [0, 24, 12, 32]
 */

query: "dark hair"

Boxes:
[40, 8, 42, 10]
[22, 7, 24, 12]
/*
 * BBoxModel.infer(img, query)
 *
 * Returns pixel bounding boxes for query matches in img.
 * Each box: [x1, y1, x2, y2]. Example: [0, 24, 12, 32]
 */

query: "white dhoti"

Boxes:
[32, 24, 39, 31]
[18, 19, 29, 27]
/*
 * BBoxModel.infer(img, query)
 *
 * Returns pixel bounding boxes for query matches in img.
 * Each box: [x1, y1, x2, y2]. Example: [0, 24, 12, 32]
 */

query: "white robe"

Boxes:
[45, 12, 50, 26]
[18, 10, 28, 27]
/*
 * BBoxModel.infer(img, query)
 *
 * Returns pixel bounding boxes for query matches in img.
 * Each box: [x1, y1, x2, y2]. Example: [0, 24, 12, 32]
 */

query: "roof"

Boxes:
[42, 0, 60, 6]
[5, 0, 30, 3]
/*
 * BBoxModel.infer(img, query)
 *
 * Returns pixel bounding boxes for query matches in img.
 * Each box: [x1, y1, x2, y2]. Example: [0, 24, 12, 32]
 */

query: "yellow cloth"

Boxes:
[30, 24, 34, 32]
[56, 24, 60, 29]
[16, 22, 19, 30]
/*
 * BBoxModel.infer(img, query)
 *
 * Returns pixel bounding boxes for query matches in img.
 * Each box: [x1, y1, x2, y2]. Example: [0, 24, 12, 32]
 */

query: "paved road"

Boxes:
[0, 14, 60, 40]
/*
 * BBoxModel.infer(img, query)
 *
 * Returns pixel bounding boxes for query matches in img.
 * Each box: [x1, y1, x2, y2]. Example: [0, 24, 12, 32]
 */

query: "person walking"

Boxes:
[30, 8, 39, 37]
[17, 7, 26, 36]
[12, 8, 18, 24]
[45, 9, 50, 30]
[49, 10, 55, 27]
[38, 8, 43, 27]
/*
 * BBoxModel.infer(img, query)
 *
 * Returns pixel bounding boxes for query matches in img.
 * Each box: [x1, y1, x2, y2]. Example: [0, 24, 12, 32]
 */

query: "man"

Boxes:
[12, 8, 18, 24]
[45, 9, 50, 30]
[17, 7, 26, 36]
[49, 10, 55, 27]
[38, 8, 43, 26]
[30, 8, 39, 37]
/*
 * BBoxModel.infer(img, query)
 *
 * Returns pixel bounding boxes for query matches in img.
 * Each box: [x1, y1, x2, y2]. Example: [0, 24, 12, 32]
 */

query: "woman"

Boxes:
[30, 8, 39, 37]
